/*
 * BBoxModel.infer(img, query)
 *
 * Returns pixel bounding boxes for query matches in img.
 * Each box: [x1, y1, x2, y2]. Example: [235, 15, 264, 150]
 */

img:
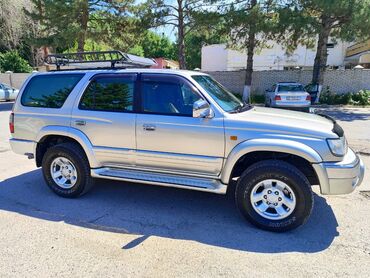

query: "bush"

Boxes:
[319, 87, 370, 106]
[350, 90, 370, 106]
[0, 51, 33, 73]
[251, 93, 265, 104]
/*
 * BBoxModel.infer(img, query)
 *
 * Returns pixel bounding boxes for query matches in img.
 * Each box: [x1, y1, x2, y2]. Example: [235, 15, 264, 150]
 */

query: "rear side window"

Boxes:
[79, 75, 135, 112]
[21, 74, 84, 108]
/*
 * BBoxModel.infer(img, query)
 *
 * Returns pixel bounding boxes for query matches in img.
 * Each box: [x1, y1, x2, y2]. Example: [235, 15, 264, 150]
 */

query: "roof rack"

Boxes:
[44, 50, 157, 71]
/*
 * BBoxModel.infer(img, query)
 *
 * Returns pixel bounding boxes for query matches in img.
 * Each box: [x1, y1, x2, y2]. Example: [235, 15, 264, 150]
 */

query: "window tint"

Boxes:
[278, 84, 304, 92]
[21, 74, 83, 108]
[79, 75, 134, 112]
[141, 76, 201, 116]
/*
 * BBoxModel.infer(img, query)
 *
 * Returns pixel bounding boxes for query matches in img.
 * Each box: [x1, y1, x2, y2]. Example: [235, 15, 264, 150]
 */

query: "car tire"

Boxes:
[42, 142, 94, 198]
[235, 160, 313, 232]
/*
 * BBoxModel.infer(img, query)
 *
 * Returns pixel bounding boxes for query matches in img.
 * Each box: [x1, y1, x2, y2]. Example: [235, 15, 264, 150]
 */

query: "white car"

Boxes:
[0, 83, 19, 101]
[265, 82, 311, 112]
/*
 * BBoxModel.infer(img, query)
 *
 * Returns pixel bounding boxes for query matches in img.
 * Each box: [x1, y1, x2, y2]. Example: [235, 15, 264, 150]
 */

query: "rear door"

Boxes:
[71, 73, 137, 167]
[135, 74, 224, 177]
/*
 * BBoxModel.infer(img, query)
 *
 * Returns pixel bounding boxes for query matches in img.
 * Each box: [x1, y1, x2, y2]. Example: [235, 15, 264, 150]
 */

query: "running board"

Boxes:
[91, 167, 227, 194]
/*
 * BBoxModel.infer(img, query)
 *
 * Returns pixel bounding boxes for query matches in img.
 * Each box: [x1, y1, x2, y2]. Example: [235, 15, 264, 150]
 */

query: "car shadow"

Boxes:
[0, 169, 339, 253]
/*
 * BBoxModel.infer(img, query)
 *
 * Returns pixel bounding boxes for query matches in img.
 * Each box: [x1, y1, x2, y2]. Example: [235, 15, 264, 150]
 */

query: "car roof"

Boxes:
[32, 68, 209, 79]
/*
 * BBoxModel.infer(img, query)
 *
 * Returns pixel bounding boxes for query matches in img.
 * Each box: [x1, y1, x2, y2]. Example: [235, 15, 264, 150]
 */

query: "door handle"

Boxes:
[75, 120, 86, 126]
[143, 124, 156, 131]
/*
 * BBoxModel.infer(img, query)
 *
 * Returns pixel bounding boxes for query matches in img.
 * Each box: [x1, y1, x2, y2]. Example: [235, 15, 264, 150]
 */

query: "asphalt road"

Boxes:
[0, 106, 369, 277]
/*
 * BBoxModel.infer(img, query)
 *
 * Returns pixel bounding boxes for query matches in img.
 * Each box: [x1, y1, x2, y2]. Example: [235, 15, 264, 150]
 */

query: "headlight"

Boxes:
[327, 136, 347, 156]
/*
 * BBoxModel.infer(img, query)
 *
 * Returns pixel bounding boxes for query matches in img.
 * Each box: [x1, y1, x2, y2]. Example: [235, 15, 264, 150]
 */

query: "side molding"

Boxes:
[221, 138, 323, 184]
[35, 125, 100, 168]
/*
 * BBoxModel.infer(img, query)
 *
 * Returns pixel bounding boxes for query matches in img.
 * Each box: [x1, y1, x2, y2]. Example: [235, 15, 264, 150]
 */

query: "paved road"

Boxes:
[0, 107, 369, 277]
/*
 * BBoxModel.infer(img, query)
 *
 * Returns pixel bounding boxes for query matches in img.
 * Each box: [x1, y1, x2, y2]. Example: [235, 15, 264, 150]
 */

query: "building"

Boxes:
[201, 41, 351, 72]
[344, 40, 370, 69]
[151, 58, 179, 69]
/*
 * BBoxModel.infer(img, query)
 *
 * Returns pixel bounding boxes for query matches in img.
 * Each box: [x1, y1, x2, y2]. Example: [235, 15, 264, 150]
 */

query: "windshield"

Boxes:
[192, 75, 243, 112]
[278, 84, 304, 92]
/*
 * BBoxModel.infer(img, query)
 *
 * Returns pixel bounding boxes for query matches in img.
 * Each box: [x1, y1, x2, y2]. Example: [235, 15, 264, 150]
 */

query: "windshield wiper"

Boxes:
[230, 103, 253, 113]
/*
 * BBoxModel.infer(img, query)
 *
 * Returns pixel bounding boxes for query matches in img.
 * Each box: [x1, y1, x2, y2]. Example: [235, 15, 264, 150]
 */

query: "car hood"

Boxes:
[225, 106, 336, 139]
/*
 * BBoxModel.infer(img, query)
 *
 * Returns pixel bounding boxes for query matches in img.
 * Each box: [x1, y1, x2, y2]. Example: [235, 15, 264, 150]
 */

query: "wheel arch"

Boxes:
[35, 126, 100, 168]
[221, 139, 322, 185]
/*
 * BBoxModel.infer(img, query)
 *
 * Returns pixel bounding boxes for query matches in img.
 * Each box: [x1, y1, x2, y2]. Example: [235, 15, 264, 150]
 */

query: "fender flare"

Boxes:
[35, 125, 100, 168]
[221, 138, 323, 184]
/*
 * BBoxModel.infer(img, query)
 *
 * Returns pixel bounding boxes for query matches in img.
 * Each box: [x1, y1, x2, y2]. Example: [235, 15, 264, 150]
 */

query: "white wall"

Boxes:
[202, 40, 350, 72]
[201, 45, 228, 71]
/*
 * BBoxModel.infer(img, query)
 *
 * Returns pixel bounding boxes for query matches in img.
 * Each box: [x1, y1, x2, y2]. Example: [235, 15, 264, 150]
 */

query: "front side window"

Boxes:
[141, 75, 201, 116]
[79, 75, 135, 112]
[21, 74, 84, 108]
[192, 75, 242, 112]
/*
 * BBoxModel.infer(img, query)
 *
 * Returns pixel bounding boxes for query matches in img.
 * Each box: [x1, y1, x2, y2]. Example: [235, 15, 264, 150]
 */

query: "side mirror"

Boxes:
[193, 99, 214, 118]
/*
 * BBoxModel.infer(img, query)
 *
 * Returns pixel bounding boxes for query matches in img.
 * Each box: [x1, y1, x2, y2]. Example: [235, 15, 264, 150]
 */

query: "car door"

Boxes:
[0, 84, 4, 100]
[3, 84, 14, 100]
[0, 84, 10, 100]
[135, 74, 225, 177]
[71, 73, 137, 167]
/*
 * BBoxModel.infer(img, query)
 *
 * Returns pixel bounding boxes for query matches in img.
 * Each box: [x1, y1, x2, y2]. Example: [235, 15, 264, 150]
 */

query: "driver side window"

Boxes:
[141, 75, 202, 116]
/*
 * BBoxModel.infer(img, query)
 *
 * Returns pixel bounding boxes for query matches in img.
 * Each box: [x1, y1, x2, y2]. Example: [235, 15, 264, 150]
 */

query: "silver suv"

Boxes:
[9, 67, 364, 232]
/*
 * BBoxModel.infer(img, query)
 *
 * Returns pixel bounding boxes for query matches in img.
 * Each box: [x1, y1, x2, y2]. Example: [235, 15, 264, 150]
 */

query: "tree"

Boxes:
[223, 0, 277, 101]
[185, 23, 227, 70]
[278, 0, 370, 101]
[144, 0, 211, 69]
[26, 0, 143, 53]
[0, 0, 31, 51]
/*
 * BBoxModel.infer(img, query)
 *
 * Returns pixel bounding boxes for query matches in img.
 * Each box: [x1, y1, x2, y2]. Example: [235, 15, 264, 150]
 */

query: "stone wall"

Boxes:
[207, 69, 370, 95]
[0, 73, 31, 89]
[2, 69, 370, 95]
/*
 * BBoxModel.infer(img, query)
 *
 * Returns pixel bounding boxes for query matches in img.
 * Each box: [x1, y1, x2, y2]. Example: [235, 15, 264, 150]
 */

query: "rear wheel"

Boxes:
[42, 143, 94, 198]
[235, 160, 313, 232]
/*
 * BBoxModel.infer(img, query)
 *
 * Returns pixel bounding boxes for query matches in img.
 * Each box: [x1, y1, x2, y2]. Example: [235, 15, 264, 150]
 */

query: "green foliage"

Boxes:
[350, 90, 370, 106]
[184, 23, 228, 70]
[26, 0, 145, 52]
[319, 88, 370, 106]
[251, 93, 265, 104]
[128, 31, 176, 60]
[0, 51, 32, 73]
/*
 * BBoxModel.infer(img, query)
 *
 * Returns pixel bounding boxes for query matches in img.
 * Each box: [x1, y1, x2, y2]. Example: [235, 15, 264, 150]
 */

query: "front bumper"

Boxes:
[313, 148, 365, 195]
[9, 138, 36, 157]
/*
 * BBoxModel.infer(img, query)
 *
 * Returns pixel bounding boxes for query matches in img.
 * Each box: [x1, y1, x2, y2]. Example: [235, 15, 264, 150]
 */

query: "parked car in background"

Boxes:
[265, 82, 311, 112]
[0, 83, 19, 101]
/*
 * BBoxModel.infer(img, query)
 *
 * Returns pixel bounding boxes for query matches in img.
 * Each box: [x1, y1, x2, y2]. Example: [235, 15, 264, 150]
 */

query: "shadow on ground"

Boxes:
[317, 108, 370, 122]
[0, 169, 339, 253]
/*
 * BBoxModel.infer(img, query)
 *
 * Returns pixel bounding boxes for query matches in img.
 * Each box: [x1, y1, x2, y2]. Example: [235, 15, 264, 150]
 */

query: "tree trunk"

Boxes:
[77, 0, 89, 53]
[177, 0, 186, 69]
[312, 16, 331, 103]
[243, 0, 257, 103]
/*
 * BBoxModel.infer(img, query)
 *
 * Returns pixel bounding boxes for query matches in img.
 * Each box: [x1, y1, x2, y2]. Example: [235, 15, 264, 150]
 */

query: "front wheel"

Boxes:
[235, 160, 313, 232]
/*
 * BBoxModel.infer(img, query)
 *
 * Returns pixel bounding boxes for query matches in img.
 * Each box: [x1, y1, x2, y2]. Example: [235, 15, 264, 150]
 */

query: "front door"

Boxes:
[72, 73, 137, 167]
[136, 74, 225, 177]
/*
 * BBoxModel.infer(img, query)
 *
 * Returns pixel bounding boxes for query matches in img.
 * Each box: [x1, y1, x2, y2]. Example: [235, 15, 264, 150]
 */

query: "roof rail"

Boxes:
[44, 50, 157, 70]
